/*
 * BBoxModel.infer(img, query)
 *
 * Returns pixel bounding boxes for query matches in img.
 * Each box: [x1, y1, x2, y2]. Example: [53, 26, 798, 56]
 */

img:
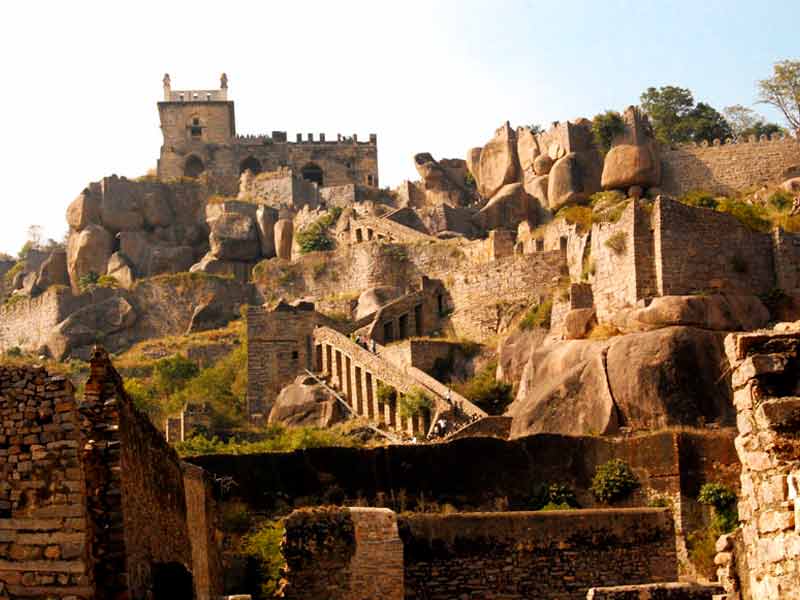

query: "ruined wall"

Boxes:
[0, 286, 87, 353]
[654, 197, 774, 296]
[591, 203, 640, 320]
[401, 509, 676, 600]
[720, 330, 800, 599]
[660, 136, 800, 197]
[771, 228, 800, 293]
[0, 366, 92, 600]
[282, 507, 402, 600]
[241, 169, 320, 210]
[246, 302, 319, 418]
[182, 464, 224, 600]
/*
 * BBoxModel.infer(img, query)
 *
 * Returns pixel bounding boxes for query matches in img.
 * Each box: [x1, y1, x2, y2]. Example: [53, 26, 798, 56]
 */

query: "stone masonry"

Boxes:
[718, 329, 800, 599]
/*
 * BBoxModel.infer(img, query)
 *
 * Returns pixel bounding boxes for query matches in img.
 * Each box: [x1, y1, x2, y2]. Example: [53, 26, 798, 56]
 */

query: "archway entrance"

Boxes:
[184, 155, 205, 178]
[301, 163, 324, 186]
[240, 156, 262, 175]
[152, 562, 193, 600]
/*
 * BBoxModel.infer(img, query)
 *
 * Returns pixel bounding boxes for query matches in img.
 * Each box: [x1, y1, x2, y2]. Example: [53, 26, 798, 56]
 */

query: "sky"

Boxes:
[0, 0, 796, 255]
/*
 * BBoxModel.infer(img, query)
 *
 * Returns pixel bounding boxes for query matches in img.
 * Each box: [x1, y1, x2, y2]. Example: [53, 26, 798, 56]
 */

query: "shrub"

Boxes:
[557, 206, 593, 233]
[604, 231, 627, 254]
[376, 382, 397, 405]
[768, 189, 794, 212]
[454, 361, 513, 416]
[4, 346, 22, 358]
[175, 425, 360, 456]
[296, 207, 342, 254]
[698, 482, 738, 533]
[78, 271, 100, 291]
[153, 354, 199, 395]
[520, 299, 552, 330]
[96, 275, 119, 288]
[530, 482, 579, 510]
[592, 111, 626, 152]
[398, 388, 434, 418]
[590, 190, 626, 207]
[241, 519, 286, 598]
[3, 262, 23, 287]
[680, 190, 718, 210]
[221, 501, 252, 533]
[464, 171, 476, 188]
[587, 323, 621, 340]
[716, 198, 771, 232]
[591, 459, 639, 503]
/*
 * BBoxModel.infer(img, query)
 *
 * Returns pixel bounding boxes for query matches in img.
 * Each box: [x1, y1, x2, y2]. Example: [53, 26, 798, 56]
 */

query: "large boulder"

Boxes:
[209, 212, 260, 261]
[780, 177, 800, 194]
[497, 327, 548, 388]
[610, 295, 770, 333]
[516, 127, 541, 173]
[141, 190, 174, 228]
[106, 252, 135, 289]
[48, 294, 137, 359]
[148, 245, 195, 276]
[523, 172, 549, 208]
[189, 253, 253, 281]
[67, 225, 113, 291]
[274, 218, 294, 260]
[533, 154, 553, 176]
[256, 205, 278, 258]
[547, 153, 588, 211]
[601, 105, 661, 190]
[477, 122, 519, 199]
[118, 231, 149, 275]
[268, 375, 345, 428]
[356, 286, 402, 320]
[99, 177, 144, 232]
[601, 143, 661, 190]
[34, 250, 69, 293]
[508, 326, 734, 438]
[479, 183, 538, 231]
[563, 308, 597, 339]
[465, 147, 482, 182]
[66, 189, 101, 230]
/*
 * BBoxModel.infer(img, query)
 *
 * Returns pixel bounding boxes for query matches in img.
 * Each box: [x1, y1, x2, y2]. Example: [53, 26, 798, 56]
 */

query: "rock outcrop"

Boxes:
[274, 218, 294, 260]
[475, 122, 518, 199]
[268, 375, 345, 428]
[67, 224, 113, 291]
[478, 183, 538, 231]
[601, 106, 661, 190]
[548, 152, 589, 211]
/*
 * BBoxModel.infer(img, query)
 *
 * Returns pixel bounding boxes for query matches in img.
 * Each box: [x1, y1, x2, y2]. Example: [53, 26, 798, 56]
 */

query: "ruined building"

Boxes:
[157, 73, 379, 189]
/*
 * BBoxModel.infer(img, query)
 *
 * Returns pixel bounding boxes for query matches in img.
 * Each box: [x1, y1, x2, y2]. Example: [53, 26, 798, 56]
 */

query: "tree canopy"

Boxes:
[640, 86, 733, 145]
[758, 59, 800, 135]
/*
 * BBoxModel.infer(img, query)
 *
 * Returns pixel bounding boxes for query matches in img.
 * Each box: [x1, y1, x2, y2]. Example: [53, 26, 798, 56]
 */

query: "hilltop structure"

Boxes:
[157, 73, 379, 189]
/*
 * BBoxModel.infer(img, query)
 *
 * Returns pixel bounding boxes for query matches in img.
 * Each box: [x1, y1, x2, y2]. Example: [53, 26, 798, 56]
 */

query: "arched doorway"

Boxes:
[240, 156, 262, 175]
[301, 163, 324, 186]
[184, 155, 205, 178]
[152, 562, 193, 600]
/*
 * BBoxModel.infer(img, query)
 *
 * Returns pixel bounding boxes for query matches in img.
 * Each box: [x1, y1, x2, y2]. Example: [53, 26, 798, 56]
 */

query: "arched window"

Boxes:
[189, 117, 202, 138]
[301, 163, 324, 186]
[240, 156, 262, 175]
[184, 155, 205, 178]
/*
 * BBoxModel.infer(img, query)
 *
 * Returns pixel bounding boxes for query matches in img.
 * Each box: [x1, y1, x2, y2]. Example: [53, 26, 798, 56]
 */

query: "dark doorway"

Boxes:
[152, 562, 193, 600]
[301, 163, 324, 186]
[383, 321, 394, 343]
[398, 314, 409, 339]
[184, 155, 205, 178]
[240, 156, 262, 175]
[414, 304, 423, 336]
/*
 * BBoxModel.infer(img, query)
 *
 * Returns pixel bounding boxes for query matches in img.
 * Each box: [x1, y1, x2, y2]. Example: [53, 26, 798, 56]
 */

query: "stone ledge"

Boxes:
[0, 559, 86, 573]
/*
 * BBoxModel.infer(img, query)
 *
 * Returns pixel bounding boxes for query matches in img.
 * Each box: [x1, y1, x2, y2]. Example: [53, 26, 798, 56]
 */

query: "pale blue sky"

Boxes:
[0, 0, 795, 255]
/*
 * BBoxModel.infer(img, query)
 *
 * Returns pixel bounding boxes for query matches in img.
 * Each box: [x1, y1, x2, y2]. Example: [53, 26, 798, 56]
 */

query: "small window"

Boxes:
[346, 161, 352, 169]
[291, 351, 299, 360]
[367, 174, 374, 186]
[190, 118, 202, 138]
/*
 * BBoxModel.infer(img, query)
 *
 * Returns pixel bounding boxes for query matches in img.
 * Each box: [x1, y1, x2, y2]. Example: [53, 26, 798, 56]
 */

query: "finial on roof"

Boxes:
[220, 73, 228, 89]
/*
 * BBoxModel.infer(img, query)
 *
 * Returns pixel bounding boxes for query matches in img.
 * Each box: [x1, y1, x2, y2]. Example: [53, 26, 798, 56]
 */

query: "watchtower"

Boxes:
[157, 73, 237, 180]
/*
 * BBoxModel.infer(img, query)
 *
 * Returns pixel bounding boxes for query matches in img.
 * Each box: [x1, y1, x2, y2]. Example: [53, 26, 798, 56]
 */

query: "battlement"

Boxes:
[661, 130, 796, 151]
[235, 132, 378, 146]
[162, 72, 228, 102]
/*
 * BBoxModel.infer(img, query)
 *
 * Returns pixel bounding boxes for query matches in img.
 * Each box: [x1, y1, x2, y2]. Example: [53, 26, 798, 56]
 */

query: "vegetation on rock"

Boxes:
[453, 361, 513, 415]
[591, 110, 625, 152]
[591, 459, 639, 503]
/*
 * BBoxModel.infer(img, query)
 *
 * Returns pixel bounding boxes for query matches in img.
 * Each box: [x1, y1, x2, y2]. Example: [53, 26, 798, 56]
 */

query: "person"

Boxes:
[371, 339, 377, 353]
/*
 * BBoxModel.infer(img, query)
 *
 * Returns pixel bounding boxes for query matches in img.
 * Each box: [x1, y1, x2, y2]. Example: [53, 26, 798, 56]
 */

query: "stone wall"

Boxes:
[401, 509, 676, 600]
[660, 136, 800, 197]
[0, 286, 86, 354]
[282, 507, 403, 600]
[654, 197, 774, 297]
[240, 169, 320, 210]
[587, 582, 723, 599]
[771, 228, 800, 293]
[0, 366, 91, 599]
[720, 329, 800, 599]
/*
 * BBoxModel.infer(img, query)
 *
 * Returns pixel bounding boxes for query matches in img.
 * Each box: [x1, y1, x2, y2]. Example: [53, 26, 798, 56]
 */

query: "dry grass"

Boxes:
[587, 323, 621, 340]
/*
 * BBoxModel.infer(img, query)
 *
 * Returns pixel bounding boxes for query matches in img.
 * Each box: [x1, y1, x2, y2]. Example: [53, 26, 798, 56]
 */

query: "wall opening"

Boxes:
[184, 155, 205, 178]
[559, 236, 568, 252]
[190, 117, 202, 138]
[240, 156, 262, 175]
[367, 174, 374, 186]
[383, 321, 394, 343]
[414, 304, 423, 336]
[356, 228, 363, 243]
[301, 163, 324, 186]
[152, 562, 193, 600]
[398, 314, 409, 340]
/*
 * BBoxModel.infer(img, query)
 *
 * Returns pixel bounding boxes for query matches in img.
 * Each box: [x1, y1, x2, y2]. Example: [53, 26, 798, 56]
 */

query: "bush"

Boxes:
[591, 459, 639, 503]
[376, 382, 397, 405]
[454, 361, 513, 416]
[520, 299, 552, 330]
[296, 207, 342, 254]
[587, 323, 621, 340]
[604, 231, 627, 254]
[716, 198, 771, 232]
[698, 482, 738, 533]
[3, 262, 23, 287]
[241, 519, 286, 598]
[557, 206, 594, 233]
[96, 275, 119, 288]
[175, 425, 360, 456]
[768, 189, 794, 212]
[4, 346, 22, 358]
[592, 111, 626, 152]
[153, 354, 199, 395]
[78, 271, 100, 291]
[680, 190, 718, 209]
[398, 388, 434, 418]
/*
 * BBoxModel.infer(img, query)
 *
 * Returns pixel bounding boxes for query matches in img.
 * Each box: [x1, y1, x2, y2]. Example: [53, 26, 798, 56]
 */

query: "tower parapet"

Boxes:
[161, 72, 229, 102]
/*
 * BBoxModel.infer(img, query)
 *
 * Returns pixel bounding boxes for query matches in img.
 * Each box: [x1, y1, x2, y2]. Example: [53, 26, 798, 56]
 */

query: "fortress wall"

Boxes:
[654, 197, 774, 296]
[772, 229, 800, 292]
[400, 509, 677, 600]
[0, 287, 87, 353]
[660, 136, 800, 197]
[591, 203, 640, 320]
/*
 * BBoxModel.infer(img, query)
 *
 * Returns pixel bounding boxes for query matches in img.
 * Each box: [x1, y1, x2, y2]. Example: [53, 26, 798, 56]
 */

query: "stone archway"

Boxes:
[301, 163, 324, 186]
[240, 156, 262, 175]
[152, 562, 193, 600]
[184, 155, 205, 178]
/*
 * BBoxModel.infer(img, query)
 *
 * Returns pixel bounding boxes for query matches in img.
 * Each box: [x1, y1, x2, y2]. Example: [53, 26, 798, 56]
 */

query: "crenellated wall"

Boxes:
[660, 135, 800, 197]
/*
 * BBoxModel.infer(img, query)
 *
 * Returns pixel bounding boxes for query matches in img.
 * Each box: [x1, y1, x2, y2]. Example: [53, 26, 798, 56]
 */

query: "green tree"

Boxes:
[591, 110, 625, 152]
[640, 85, 696, 144]
[686, 102, 733, 143]
[758, 60, 800, 135]
[724, 104, 784, 140]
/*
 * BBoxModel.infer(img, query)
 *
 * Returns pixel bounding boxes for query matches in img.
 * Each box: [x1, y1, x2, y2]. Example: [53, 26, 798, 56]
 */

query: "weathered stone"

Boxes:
[32, 250, 69, 294]
[106, 252, 135, 289]
[465, 147, 482, 184]
[780, 177, 800, 194]
[66, 225, 113, 291]
[523, 172, 549, 208]
[563, 308, 597, 340]
[49, 294, 136, 359]
[533, 154, 553, 176]
[601, 107, 661, 190]
[209, 212, 260, 261]
[547, 152, 587, 211]
[356, 286, 402, 320]
[189, 253, 252, 281]
[99, 178, 144, 232]
[274, 218, 294, 260]
[256, 205, 278, 258]
[477, 122, 518, 198]
[479, 183, 537, 231]
[186, 301, 230, 334]
[141, 190, 174, 228]
[65, 190, 101, 231]
[516, 127, 540, 172]
[268, 375, 345, 428]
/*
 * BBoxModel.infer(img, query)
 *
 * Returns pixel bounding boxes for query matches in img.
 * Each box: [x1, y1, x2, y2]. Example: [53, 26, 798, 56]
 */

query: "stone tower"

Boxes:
[157, 73, 237, 180]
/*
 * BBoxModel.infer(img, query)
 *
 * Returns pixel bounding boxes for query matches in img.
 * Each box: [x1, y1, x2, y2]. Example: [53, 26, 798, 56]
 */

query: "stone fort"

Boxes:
[157, 73, 379, 189]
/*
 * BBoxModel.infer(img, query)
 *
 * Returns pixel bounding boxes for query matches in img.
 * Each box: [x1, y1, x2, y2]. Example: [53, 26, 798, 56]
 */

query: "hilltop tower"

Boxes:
[156, 74, 379, 189]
